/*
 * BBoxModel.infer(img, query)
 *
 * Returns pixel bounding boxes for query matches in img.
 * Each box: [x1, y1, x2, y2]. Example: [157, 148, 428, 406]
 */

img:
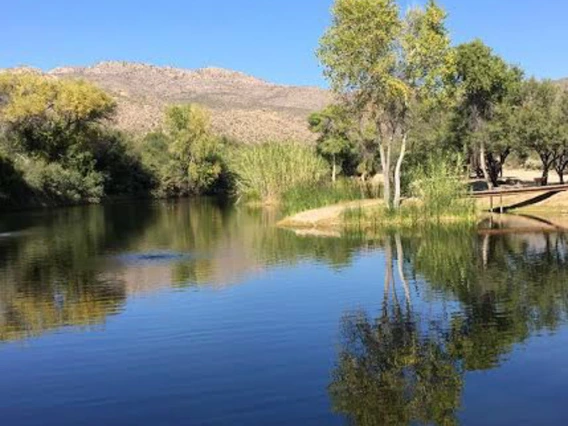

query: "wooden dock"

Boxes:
[470, 183, 568, 213]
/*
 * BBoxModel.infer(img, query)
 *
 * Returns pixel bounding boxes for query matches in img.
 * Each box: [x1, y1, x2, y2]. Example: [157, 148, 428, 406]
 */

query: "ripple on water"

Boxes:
[114, 251, 192, 266]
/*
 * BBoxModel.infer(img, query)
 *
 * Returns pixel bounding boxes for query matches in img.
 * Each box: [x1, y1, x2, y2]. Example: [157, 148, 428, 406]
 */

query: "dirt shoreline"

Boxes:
[278, 191, 568, 231]
[277, 199, 383, 229]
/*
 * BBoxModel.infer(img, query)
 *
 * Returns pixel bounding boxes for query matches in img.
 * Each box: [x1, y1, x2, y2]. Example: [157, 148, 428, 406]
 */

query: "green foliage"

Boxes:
[281, 179, 377, 216]
[409, 154, 475, 218]
[21, 157, 105, 204]
[228, 142, 328, 203]
[0, 72, 156, 207]
[318, 0, 455, 208]
[89, 129, 156, 196]
[0, 148, 29, 204]
[308, 105, 357, 181]
[453, 40, 521, 116]
[0, 72, 115, 161]
[140, 104, 228, 197]
[450, 40, 523, 186]
[515, 79, 564, 183]
[318, 0, 401, 101]
[342, 155, 475, 229]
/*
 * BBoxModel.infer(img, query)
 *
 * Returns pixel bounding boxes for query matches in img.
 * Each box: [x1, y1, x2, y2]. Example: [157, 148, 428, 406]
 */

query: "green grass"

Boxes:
[228, 142, 329, 204]
[341, 155, 478, 230]
[408, 154, 476, 218]
[281, 179, 380, 215]
[342, 203, 478, 231]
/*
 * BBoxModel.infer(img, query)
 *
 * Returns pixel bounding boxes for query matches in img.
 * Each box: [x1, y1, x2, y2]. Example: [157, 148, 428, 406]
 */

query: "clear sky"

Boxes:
[1, 0, 566, 87]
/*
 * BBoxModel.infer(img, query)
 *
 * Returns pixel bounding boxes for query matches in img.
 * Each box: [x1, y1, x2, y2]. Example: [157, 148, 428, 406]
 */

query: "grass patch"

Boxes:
[342, 202, 478, 231]
[228, 142, 328, 204]
[281, 179, 380, 215]
[408, 154, 476, 218]
[341, 155, 478, 230]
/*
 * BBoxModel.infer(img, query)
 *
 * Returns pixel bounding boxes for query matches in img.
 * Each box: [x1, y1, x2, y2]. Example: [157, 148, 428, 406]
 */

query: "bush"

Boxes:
[89, 129, 156, 196]
[0, 150, 29, 203]
[22, 158, 104, 204]
[229, 142, 329, 203]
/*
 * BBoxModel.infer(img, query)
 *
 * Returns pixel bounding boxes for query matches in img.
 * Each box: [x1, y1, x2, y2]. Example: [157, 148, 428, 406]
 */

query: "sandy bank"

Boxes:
[277, 199, 383, 229]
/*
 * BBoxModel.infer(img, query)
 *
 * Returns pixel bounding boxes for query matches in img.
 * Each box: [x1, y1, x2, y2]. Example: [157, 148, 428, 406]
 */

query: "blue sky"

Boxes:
[1, 0, 566, 87]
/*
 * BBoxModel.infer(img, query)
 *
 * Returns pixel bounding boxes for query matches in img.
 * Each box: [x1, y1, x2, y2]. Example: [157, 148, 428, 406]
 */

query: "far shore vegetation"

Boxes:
[2, 0, 568, 227]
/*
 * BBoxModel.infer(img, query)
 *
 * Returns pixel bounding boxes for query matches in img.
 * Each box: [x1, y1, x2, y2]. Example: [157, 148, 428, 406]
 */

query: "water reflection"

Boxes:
[330, 224, 568, 424]
[330, 234, 463, 426]
[1, 201, 568, 423]
[0, 199, 373, 342]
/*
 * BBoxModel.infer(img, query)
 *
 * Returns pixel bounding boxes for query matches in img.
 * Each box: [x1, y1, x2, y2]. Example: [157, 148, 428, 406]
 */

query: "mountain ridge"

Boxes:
[2, 61, 332, 143]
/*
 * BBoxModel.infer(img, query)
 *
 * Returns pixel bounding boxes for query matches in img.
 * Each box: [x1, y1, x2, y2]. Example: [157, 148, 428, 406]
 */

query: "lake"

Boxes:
[1, 199, 567, 425]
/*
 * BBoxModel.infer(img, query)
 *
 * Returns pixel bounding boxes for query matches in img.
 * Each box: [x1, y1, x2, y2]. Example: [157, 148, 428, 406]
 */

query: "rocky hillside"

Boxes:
[45, 61, 332, 143]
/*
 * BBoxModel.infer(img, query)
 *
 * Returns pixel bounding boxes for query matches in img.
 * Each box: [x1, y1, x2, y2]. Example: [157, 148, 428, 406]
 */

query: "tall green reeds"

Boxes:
[342, 155, 476, 229]
[228, 142, 329, 204]
[281, 179, 377, 215]
[409, 154, 475, 219]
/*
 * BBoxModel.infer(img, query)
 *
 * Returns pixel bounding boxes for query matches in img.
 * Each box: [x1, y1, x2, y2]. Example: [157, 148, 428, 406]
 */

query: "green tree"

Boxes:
[476, 99, 520, 185]
[451, 40, 523, 188]
[161, 104, 226, 195]
[308, 105, 355, 182]
[0, 72, 115, 161]
[318, 0, 454, 208]
[516, 79, 562, 185]
[554, 90, 568, 183]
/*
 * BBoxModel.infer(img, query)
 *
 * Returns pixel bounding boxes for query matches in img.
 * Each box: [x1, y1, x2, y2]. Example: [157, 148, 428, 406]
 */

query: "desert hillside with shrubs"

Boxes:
[14, 61, 331, 143]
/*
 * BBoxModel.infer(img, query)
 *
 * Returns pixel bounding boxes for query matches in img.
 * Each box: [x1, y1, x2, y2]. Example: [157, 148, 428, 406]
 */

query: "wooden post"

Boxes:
[490, 196, 493, 212]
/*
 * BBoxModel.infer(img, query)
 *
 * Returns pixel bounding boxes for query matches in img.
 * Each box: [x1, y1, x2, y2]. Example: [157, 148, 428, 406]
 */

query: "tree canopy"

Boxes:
[318, 0, 455, 208]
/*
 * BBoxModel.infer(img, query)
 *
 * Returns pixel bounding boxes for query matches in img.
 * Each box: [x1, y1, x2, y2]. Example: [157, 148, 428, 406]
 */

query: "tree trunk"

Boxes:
[479, 143, 493, 190]
[379, 139, 391, 208]
[554, 154, 568, 184]
[486, 153, 501, 188]
[539, 152, 553, 186]
[542, 167, 549, 186]
[393, 134, 407, 209]
[482, 233, 490, 268]
[557, 167, 565, 184]
[332, 155, 337, 183]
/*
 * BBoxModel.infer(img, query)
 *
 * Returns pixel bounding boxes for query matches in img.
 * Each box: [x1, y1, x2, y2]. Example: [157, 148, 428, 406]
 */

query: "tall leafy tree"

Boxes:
[0, 72, 115, 161]
[163, 104, 225, 195]
[516, 79, 562, 185]
[308, 104, 355, 182]
[554, 90, 568, 183]
[451, 40, 522, 188]
[318, 0, 454, 208]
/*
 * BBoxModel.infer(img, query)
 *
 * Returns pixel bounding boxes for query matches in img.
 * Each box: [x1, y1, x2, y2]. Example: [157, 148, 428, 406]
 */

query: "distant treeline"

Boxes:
[4, 0, 568, 213]
[0, 71, 382, 212]
[0, 72, 236, 210]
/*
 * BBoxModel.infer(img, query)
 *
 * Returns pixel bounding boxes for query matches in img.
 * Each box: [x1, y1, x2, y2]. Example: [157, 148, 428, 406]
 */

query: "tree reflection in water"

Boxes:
[329, 234, 463, 426]
[330, 225, 568, 425]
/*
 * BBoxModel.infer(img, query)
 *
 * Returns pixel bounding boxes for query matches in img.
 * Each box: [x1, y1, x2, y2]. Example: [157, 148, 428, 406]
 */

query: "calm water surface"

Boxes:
[0, 199, 567, 425]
